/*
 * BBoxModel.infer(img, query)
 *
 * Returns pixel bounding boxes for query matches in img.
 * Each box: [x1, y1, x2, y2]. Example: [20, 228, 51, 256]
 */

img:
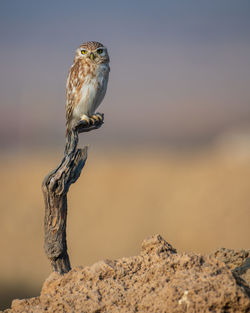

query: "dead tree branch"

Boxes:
[42, 116, 104, 274]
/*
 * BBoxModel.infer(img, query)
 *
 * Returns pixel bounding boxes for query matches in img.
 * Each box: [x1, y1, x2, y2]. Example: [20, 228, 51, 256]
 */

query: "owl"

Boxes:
[66, 41, 110, 136]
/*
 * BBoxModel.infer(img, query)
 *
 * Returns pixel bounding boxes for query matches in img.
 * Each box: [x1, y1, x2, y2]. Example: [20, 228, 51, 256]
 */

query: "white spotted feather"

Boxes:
[65, 41, 110, 135]
[73, 64, 109, 119]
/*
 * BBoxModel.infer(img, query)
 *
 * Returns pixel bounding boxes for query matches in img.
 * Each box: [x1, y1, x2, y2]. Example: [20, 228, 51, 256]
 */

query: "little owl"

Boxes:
[66, 41, 110, 136]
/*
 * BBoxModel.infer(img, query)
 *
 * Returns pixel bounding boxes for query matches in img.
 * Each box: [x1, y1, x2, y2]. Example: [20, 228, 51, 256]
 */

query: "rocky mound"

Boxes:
[5, 235, 250, 313]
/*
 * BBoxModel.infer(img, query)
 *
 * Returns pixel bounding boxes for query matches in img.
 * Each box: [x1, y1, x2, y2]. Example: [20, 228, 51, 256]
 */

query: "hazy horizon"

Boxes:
[1, 0, 250, 149]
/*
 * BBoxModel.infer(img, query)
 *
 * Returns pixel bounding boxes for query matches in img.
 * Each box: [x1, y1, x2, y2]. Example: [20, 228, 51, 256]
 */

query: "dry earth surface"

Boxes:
[4, 235, 250, 313]
[0, 145, 250, 310]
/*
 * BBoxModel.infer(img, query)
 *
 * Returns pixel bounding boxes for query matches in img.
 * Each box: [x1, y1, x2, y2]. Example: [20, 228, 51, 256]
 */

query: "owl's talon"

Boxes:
[91, 115, 99, 122]
[91, 113, 103, 123]
[88, 114, 103, 124]
[96, 113, 103, 122]
[80, 115, 91, 125]
[76, 113, 104, 132]
[89, 117, 96, 125]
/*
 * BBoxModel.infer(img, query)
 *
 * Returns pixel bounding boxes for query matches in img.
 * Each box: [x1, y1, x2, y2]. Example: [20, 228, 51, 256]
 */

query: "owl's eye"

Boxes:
[97, 49, 104, 54]
[81, 49, 87, 55]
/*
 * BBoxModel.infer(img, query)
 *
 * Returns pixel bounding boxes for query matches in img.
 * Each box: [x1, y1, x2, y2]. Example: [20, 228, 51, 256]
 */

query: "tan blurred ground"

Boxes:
[0, 140, 250, 308]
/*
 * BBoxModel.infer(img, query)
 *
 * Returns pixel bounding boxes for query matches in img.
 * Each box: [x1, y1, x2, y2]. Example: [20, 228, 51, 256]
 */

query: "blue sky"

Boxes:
[0, 0, 250, 147]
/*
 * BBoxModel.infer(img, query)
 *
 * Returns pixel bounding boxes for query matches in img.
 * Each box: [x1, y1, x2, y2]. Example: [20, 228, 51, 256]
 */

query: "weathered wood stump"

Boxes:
[42, 116, 104, 274]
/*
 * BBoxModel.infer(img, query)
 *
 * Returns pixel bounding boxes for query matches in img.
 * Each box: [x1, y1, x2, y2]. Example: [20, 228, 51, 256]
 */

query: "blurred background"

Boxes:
[0, 0, 250, 309]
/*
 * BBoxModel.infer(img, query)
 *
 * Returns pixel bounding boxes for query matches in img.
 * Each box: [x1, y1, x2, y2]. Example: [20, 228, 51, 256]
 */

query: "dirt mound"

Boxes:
[5, 235, 250, 313]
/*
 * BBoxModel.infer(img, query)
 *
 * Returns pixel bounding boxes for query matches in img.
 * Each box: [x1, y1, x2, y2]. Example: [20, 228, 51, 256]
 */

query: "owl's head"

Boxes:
[75, 41, 109, 64]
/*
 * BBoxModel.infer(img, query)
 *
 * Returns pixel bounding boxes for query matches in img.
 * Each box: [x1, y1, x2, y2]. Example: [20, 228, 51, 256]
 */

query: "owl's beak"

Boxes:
[89, 52, 95, 60]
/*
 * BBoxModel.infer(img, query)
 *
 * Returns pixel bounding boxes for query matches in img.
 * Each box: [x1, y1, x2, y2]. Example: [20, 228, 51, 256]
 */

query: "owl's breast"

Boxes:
[74, 63, 109, 117]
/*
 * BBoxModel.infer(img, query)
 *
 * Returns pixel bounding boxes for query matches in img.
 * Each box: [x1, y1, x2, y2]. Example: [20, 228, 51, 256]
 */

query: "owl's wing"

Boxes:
[66, 61, 84, 133]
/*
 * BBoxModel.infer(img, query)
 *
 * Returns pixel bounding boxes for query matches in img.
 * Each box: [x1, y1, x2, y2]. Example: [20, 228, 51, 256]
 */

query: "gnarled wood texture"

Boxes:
[42, 117, 104, 274]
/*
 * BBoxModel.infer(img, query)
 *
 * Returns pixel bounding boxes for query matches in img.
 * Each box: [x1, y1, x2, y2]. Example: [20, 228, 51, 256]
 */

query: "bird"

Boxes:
[65, 41, 110, 137]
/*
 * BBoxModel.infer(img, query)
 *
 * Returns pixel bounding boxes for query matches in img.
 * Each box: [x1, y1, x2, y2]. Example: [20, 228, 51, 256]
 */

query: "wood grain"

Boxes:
[42, 117, 104, 274]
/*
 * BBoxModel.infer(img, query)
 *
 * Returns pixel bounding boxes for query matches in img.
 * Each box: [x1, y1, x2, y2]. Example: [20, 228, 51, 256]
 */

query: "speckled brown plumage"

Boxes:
[79, 41, 104, 51]
[65, 41, 110, 136]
